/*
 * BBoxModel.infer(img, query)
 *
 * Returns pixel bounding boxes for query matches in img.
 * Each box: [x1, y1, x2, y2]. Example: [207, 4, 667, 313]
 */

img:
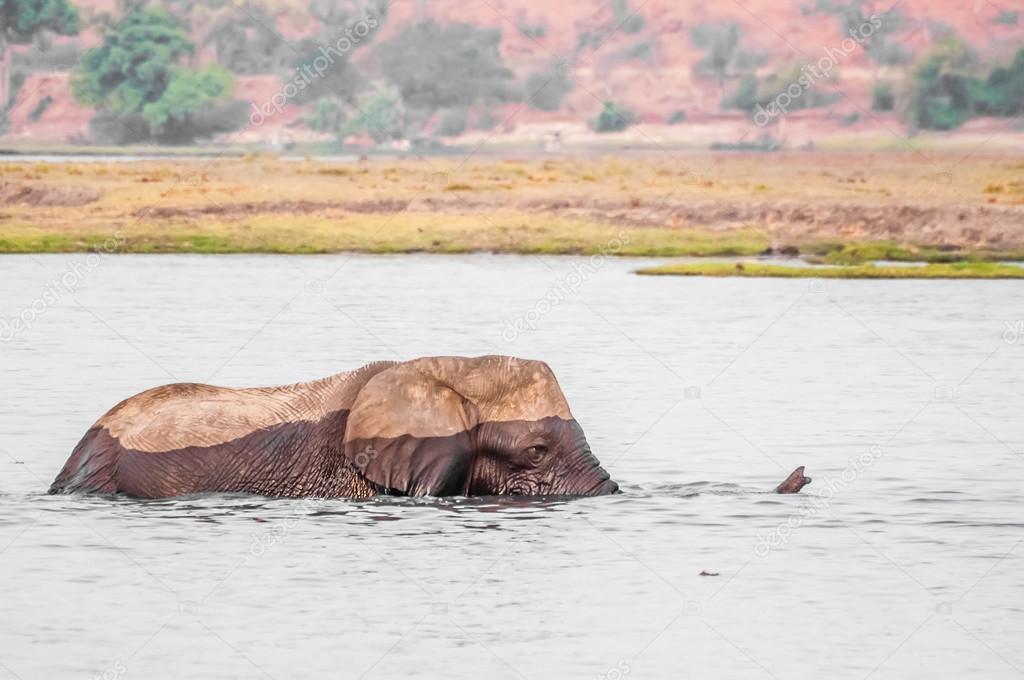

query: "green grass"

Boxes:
[804, 241, 1024, 265]
[0, 220, 775, 256]
[635, 261, 1024, 279]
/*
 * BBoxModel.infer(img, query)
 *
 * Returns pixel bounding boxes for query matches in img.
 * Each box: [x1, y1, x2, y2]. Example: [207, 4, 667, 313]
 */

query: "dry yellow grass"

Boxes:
[1, 153, 1022, 256]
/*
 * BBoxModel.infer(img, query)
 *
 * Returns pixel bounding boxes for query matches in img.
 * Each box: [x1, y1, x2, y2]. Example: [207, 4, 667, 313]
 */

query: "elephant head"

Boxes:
[342, 356, 617, 497]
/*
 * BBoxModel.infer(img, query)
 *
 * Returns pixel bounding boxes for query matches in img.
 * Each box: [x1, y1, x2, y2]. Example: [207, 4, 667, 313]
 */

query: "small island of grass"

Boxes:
[634, 262, 1024, 279]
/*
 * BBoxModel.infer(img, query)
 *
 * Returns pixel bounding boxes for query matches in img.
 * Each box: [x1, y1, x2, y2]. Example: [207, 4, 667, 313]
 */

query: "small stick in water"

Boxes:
[774, 466, 812, 494]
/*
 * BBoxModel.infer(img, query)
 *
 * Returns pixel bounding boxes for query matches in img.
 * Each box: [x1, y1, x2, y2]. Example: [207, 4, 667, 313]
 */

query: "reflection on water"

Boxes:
[1, 254, 1022, 679]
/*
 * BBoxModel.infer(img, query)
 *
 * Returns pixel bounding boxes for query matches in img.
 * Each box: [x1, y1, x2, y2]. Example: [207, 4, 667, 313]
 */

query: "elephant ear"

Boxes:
[342, 362, 476, 496]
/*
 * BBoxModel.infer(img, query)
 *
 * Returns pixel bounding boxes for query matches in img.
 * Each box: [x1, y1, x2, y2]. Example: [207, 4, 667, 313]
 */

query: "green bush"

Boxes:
[0, 0, 79, 110]
[436, 108, 467, 136]
[724, 66, 838, 116]
[923, 98, 969, 130]
[620, 15, 645, 33]
[994, 10, 1019, 26]
[974, 49, 1024, 116]
[524, 68, 574, 111]
[142, 66, 236, 135]
[11, 41, 80, 71]
[309, 98, 347, 134]
[88, 111, 152, 145]
[283, 1, 384, 104]
[576, 32, 602, 50]
[517, 21, 546, 39]
[474, 109, 498, 130]
[373, 20, 516, 113]
[723, 75, 758, 111]
[206, 5, 289, 74]
[691, 22, 761, 88]
[905, 38, 973, 130]
[589, 101, 636, 132]
[872, 82, 895, 111]
[292, 49, 365, 106]
[811, 1, 910, 67]
[0, 0, 78, 41]
[343, 86, 407, 142]
[159, 100, 249, 145]
[903, 38, 1024, 130]
[611, 0, 645, 33]
[617, 39, 657, 63]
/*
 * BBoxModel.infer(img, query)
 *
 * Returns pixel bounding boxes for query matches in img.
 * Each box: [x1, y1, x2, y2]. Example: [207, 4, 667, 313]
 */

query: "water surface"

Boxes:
[1, 254, 1021, 679]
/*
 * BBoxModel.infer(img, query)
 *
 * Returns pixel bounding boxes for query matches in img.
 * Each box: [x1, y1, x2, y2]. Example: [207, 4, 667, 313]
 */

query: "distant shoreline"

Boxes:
[4, 133, 1024, 160]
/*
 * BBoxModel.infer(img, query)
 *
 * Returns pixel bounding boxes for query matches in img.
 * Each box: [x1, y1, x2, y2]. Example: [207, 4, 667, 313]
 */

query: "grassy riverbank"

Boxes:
[1, 153, 1022, 262]
[635, 261, 1024, 279]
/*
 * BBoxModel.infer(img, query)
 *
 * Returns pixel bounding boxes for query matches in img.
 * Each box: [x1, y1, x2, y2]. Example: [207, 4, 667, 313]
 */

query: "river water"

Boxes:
[0, 254, 1021, 679]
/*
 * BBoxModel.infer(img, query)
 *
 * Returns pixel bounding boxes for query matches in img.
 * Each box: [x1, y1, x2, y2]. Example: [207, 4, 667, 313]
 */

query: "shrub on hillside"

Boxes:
[436, 108, 467, 137]
[524, 68, 574, 111]
[589, 101, 636, 132]
[690, 22, 761, 90]
[342, 86, 408, 143]
[904, 38, 1024, 130]
[374, 20, 517, 114]
[872, 82, 896, 111]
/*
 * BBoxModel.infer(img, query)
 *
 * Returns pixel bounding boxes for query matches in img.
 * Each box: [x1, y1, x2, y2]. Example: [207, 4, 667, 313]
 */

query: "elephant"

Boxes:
[49, 355, 620, 499]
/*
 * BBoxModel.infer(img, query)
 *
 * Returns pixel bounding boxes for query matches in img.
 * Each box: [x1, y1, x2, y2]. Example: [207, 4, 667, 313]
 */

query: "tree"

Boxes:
[141, 65, 237, 138]
[905, 38, 978, 131]
[974, 48, 1024, 117]
[0, 0, 80, 110]
[589, 100, 636, 132]
[812, 0, 911, 77]
[342, 84, 407, 143]
[289, 39, 365, 106]
[203, 4, 289, 74]
[283, 0, 387, 146]
[871, 82, 895, 111]
[524, 66, 574, 112]
[159, 0, 313, 73]
[373, 20, 517, 113]
[309, 97, 347, 134]
[610, 0, 645, 34]
[904, 40, 1024, 131]
[71, 6, 240, 143]
[724, 62, 839, 116]
[690, 22, 761, 95]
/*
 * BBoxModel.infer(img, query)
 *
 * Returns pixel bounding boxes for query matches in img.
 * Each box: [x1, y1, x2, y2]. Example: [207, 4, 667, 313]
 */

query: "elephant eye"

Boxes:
[523, 445, 548, 463]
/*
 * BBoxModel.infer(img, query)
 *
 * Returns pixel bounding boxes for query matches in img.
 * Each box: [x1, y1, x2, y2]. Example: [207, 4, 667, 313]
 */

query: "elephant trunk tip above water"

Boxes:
[49, 355, 620, 500]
